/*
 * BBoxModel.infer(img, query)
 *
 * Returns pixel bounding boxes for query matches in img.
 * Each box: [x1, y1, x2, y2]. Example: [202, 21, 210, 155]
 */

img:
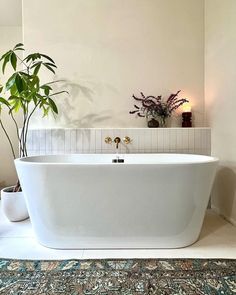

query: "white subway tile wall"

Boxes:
[26, 128, 211, 156]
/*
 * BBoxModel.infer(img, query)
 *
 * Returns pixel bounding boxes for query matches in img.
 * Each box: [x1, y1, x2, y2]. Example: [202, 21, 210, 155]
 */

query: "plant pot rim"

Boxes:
[1, 186, 18, 193]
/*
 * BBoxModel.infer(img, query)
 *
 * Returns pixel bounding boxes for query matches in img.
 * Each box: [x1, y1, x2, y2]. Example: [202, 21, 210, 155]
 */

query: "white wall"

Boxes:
[23, 0, 205, 128]
[0, 0, 22, 26]
[205, 0, 236, 224]
[0, 26, 22, 188]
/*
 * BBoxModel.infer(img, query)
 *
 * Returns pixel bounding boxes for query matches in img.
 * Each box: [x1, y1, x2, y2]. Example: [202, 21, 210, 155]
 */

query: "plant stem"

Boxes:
[13, 179, 21, 192]
[10, 112, 20, 140]
[0, 119, 16, 159]
[23, 101, 40, 156]
[22, 103, 29, 157]
[8, 109, 24, 156]
[50, 90, 68, 96]
[15, 53, 29, 69]
[20, 112, 27, 157]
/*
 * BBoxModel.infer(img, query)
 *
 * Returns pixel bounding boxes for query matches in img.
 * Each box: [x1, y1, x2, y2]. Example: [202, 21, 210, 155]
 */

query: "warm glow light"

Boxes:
[182, 102, 191, 113]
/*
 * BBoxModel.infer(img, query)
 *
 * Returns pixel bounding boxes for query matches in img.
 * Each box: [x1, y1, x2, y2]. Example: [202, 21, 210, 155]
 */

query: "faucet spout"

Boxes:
[114, 137, 121, 149]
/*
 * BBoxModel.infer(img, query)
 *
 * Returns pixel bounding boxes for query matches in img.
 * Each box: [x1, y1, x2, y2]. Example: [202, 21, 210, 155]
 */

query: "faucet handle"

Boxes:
[123, 136, 132, 144]
[114, 137, 121, 144]
[104, 136, 112, 144]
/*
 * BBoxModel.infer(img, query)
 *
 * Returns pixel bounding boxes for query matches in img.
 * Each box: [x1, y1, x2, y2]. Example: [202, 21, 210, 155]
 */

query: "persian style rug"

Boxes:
[0, 259, 235, 294]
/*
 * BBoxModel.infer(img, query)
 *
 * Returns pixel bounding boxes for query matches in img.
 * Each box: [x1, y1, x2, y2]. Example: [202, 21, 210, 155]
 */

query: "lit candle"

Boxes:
[182, 102, 191, 113]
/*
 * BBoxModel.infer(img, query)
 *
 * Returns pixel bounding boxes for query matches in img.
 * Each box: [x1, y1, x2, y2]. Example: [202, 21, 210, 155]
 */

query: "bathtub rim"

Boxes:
[14, 153, 219, 166]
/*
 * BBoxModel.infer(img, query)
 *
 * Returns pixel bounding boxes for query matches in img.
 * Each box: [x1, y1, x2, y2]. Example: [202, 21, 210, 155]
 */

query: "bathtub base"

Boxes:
[37, 236, 200, 250]
[35, 210, 205, 249]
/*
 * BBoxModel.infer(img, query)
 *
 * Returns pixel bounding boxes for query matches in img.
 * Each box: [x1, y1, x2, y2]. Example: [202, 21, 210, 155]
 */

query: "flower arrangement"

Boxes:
[129, 90, 189, 127]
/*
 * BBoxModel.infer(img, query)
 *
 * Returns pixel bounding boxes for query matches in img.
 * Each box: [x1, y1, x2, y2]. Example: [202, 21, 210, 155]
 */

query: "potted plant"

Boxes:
[0, 43, 67, 221]
[129, 90, 189, 127]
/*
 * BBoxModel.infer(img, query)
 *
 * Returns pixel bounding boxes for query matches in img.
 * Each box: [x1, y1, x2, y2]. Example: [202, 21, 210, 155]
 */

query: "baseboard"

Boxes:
[211, 206, 236, 226]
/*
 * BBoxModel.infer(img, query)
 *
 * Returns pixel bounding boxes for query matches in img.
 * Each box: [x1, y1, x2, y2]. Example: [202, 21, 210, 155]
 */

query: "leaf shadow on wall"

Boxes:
[212, 166, 236, 219]
[54, 79, 113, 127]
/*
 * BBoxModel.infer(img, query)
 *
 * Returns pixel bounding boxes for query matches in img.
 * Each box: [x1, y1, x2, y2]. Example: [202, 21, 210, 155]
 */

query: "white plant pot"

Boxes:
[1, 186, 29, 222]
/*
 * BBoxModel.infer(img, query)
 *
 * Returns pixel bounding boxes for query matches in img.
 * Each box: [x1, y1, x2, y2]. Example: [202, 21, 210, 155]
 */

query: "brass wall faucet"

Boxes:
[104, 136, 132, 149]
[114, 137, 121, 149]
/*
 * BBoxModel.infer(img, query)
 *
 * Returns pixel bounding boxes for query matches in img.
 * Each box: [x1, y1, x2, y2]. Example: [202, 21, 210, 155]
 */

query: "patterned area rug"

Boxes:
[0, 259, 235, 294]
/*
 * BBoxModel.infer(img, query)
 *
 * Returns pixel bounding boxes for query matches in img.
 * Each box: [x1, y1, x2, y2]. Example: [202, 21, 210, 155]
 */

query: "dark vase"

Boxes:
[148, 118, 159, 128]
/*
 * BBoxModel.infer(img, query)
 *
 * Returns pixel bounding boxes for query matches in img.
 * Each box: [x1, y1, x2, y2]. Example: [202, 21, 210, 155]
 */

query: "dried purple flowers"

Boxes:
[129, 90, 189, 127]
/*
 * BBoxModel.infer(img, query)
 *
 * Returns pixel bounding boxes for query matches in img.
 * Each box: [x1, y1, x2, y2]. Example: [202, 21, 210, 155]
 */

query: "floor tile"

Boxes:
[0, 237, 84, 260]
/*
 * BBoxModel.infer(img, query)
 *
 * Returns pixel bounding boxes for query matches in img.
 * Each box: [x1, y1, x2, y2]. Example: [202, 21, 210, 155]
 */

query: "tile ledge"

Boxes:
[26, 127, 211, 130]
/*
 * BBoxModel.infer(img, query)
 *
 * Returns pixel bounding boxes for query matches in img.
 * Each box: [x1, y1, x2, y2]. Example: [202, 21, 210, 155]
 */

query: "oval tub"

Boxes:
[15, 154, 218, 249]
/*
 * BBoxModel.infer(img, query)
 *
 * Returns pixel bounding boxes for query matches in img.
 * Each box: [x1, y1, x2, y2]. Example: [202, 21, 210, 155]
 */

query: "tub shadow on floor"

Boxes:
[195, 210, 230, 247]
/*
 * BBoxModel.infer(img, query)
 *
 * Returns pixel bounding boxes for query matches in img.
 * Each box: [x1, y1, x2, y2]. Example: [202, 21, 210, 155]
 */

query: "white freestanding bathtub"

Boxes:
[15, 154, 218, 249]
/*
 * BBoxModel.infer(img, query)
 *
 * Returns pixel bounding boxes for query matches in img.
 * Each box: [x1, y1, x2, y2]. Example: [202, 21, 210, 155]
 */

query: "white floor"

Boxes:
[0, 203, 236, 260]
